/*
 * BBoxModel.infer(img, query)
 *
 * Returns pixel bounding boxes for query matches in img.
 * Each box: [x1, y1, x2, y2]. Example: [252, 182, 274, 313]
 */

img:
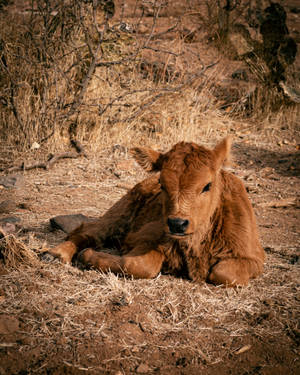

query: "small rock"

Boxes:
[0, 175, 24, 189]
[31, 141, 40, 150]
[50, 214, 95, 234]
[140, 3, 154, 16]
[244, 172, 256, 181]
[228, 32, 253, 56]
[136, 363, 150, 373]
[0, 217, 21, 236]
[17, 202, 32, 210]
[131, 345, 140, 353]
[138, 24, 148, 34]
[0, 200, 16, 214]
[278, 159, 288, 164]
[0, 217, 21, 224]
[0, 222, 16, 236]
[112, 144, 127, 154]
[235, 344, 252, 355]
[260, 167, 274, 177]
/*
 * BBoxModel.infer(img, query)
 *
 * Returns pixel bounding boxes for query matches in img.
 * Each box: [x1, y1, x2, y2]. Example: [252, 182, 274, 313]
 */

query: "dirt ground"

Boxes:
[0, 1, 299, 374]
[0, 132, 299, 375]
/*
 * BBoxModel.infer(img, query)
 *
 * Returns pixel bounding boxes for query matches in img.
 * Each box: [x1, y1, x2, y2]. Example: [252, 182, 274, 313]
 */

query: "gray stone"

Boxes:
[0, 175, 24, 189]
[0, 216, 21, 224]
[0, 217, 21, 236]
[50, 214, 94, 234]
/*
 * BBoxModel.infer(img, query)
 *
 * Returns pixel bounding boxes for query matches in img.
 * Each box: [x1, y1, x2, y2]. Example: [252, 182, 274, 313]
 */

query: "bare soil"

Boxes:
[0, 1, 299, 374]
[0, 132, 299, 375]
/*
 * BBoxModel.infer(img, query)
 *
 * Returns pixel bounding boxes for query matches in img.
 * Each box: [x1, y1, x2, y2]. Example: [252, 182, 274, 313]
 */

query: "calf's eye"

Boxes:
[202, 182, 211, 193]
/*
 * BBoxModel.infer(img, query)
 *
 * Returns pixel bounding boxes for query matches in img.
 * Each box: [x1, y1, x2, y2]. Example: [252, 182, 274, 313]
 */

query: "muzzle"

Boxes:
[167, 217, 189, 236]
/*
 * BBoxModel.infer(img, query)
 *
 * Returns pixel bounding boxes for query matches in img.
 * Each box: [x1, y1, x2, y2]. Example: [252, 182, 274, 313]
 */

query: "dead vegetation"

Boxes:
[0, 0, 223, 153]
[0, 231, 39, 268]
[0, 225, 299, 373]
[0, 0, 298, 157]
[0, 139, 299, 373]
[0, 1, 299, 374]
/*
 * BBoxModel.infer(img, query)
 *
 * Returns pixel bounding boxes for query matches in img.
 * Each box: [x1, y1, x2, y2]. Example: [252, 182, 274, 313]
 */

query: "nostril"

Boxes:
[181, 219, 189, 229]
[167, 217, 189, 234]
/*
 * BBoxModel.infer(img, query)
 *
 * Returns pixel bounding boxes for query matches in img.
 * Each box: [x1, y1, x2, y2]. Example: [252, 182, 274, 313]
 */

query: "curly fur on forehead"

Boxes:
[161, 142, 216, 172]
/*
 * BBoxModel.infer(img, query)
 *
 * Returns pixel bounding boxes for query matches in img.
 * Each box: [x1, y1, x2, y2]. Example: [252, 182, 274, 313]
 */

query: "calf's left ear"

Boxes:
[214, 136, 232, 170]
[131, 147, 163, 172]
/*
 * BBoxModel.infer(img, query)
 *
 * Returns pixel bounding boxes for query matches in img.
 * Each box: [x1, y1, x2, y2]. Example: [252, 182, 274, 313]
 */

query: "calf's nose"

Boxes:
[167, 217, 189, 234]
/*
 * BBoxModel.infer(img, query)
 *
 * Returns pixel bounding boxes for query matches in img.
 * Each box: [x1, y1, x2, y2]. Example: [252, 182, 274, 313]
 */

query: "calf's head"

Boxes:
[131, 137, 231, 239]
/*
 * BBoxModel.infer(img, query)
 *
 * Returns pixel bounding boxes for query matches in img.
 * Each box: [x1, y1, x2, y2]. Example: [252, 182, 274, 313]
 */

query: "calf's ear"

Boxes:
[130, 147, 163, 172]
[214, 136, 232, 170]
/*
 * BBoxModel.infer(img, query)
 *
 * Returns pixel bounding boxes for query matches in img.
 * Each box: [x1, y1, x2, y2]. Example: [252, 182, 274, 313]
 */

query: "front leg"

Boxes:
[208, 257, 263, 286]
[78, 248, 165, 279]
[45, 241, 77, 264]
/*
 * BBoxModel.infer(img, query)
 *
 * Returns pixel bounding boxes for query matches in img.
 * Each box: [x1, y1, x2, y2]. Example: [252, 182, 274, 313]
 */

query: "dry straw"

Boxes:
[0, 231, 39, 269]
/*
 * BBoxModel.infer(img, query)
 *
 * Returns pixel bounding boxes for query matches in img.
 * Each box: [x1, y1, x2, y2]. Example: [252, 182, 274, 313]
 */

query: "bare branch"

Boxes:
[141, 46, 183, 57]
[6, 141, 87, 173]
[107, 60, 220, 125]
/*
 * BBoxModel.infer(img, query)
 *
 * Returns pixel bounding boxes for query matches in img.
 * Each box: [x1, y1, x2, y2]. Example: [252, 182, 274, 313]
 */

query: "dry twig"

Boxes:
[6, 140, 87, 173]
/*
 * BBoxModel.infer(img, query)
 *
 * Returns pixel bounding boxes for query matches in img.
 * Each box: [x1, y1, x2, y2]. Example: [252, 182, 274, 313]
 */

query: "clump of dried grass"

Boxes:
[0, 231, 39, 269]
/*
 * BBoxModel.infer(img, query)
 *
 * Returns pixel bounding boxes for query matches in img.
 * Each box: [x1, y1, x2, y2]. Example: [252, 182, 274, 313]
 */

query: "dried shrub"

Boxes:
[0, 0, 221, 152]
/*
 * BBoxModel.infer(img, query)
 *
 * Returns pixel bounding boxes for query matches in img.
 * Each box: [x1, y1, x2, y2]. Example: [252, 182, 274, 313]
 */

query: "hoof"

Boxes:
[78, 248, 94, 266]
[40, 251, 60, 263]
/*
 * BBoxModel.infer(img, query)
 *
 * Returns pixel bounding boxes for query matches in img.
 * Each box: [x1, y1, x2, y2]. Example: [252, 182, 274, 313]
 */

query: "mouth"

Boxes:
[167, 232, 192, 238]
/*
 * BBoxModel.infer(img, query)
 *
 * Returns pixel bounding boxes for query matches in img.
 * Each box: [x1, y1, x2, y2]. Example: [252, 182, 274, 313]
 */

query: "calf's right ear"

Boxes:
[214, 136, 232, 170]
[130, 147, 163, 172]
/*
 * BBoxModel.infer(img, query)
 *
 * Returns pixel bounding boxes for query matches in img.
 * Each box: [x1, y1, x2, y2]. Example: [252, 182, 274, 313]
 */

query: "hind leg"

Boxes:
[78, 247, 165, 279]
[208, 258, 263, 286]
[44, 186, 144, 263]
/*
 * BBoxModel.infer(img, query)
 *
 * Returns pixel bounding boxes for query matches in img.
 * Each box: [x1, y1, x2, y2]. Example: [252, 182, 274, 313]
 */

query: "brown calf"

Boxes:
[47, 137, 265, 286]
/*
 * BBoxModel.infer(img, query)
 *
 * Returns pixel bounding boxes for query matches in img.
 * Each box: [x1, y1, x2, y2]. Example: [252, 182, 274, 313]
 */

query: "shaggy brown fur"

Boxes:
[48, 137, 265, 286]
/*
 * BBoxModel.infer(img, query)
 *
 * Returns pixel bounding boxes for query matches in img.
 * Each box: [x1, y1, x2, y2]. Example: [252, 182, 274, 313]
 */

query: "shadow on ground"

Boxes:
[233, 143, 300, 177]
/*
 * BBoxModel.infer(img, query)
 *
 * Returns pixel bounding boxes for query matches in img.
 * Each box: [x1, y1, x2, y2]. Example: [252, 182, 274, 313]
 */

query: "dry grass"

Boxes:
[0, 238, 299, 369]
[0, 232, 39, 269]
[1, 0, 298, 158]
[0, 135, 299, 373]
[0, 2, 299, 373]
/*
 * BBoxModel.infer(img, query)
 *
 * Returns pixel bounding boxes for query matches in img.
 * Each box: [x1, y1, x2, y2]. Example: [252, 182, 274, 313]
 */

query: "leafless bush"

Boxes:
[1, 1, 297, 153]
[0, 0, 132, 148]
[0, 0, 221, 151]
